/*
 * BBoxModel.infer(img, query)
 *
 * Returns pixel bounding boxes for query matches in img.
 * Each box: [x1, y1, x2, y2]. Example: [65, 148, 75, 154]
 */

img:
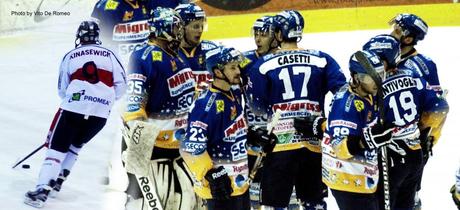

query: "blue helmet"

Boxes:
[252, 15, 274, 35]
[273, 10, 304, 42]
[174, 3, 206, 26]
[149, 7, 183, 41]
[363, 34, 401, 68]
[205, 46, 243, 75]
[349, 50, 385, 76]
[390, 13, 428, 44]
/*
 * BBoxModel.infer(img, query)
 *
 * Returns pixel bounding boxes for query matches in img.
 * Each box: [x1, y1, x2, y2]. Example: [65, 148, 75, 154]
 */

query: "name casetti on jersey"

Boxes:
[321, 85, 379, 194]
[122, 43, 196, 149]
[246, 49, 346, 153]
[180, 87, 249, 199]
[91, 0, 150, 63]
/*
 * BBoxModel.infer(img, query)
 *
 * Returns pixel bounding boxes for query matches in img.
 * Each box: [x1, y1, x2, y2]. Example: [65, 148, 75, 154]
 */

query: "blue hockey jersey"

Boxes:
[180, 87, 249, 199]
[241, 50, 268, 128]
[123, 42, 195, 149]
[322, 84, 380, 194]
[246, 49, 346, 153]
[398, 52, 442, 93]
[381, 68, 448, 150]
[91, 0, 150, 63]
[179, 40, 218, 89]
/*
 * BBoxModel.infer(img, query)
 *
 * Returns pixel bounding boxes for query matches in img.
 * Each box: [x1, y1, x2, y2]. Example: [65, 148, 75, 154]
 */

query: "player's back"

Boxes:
[248, 49, 346, 116]
[382, 67, 439, 149]
[59, 44, 124, 118]
[398, 53, 440, 90]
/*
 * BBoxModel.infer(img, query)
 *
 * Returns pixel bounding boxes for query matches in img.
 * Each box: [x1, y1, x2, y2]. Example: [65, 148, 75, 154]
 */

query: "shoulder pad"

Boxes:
[104, 0, 119, 10]
[334, 84, 349, 99]
[139, 45, 155, 60]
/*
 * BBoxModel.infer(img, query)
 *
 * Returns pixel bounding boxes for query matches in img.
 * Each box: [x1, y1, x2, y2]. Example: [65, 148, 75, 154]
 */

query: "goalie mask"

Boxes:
[149, 7, 184, 50]
[363, 34, 401, 69]
[75, 20, 101, 48]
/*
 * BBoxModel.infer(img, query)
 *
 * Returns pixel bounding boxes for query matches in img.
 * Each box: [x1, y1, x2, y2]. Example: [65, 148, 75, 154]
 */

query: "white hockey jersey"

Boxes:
[58, 44, 127, 118]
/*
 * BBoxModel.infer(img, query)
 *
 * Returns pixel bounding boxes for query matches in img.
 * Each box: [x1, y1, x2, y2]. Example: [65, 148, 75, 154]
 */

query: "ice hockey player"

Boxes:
[246, 10, 347, 210]
[175, 2, 218, 90]
[121, 7, 198, 210]
[91, 0, 150, 63]
[389, 14, 446, 209]
[451, 166, 460, 210]
[363, 34, 449, 210]
[24, 20, 127, 208]
[239, 15, 302, 209]
[180, 45, 277, 210]
[322, 51, 392, 210]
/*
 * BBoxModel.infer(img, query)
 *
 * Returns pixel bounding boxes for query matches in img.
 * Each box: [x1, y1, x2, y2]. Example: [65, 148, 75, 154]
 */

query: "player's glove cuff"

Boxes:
[362, 123, 394, 150]
[205, 166, 233, 200]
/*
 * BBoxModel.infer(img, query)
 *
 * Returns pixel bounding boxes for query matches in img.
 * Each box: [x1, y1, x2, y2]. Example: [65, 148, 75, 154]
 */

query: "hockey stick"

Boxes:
[354, 51, 390, 210]
[12, 143, 46, 169]
[245, 110, 281, 187]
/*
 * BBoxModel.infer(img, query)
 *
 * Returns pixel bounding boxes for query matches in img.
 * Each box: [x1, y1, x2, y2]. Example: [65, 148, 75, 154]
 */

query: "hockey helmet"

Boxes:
[252, 15, 274, 35]
[149, 7, 183, 42]
[389, 13, 428, 44]
[175, 3, 206, 26]
[349, 50, 385, 79]
[205, 46, 243, 75]
[273, 10, 304, 42]
[362, 34, 401, 69]
[75, 20, 101, 48]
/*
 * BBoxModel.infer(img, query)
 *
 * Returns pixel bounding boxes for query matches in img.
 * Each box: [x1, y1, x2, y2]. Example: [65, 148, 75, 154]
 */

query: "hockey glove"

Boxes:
[450, 185, 460, 209]
[293, 116, 326, 139]
[247, 126, 277, 153]
[205, 166, 233, 200]
[420, 127, 434, 162]
[362, 123, 394, 150]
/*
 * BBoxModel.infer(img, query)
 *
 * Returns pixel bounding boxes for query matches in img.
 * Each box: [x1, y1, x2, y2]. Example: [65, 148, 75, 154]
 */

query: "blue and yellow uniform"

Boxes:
[180, 86, 249, 199]
[91, 0, 150, 62]
[123, 42, 196, 149]
[247, 49, 346, 153]
[322, 85, 379, 194]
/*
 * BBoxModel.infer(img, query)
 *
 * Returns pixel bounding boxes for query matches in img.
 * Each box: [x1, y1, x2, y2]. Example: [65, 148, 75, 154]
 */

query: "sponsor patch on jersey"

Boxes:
[216, 100, 225, 113]
[272, 100, 321, 118]
[167, 68, 195, 97]
[128, 73, 147, 81]
[239, 56, 252, 68]
[191, 121, 208, 129]
[104, 0, 119, 10]
[224, 114, 247, 142]
[151, 51, 162, 61]
[329, 120, 358, 129]
[354, 100, 364, 112]
[123, 11, 134, 21]
[113, 20, 150, 42]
